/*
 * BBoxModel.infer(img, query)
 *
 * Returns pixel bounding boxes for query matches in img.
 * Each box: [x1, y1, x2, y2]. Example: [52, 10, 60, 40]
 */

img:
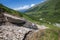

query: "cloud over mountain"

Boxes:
[13, 4, 35, 10]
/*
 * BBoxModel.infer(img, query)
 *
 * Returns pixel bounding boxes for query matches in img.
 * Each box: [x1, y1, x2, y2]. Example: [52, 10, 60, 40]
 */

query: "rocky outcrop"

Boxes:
[4, 13, 26, 26]
[0, 7, 38, 40]
[25, 30, 45, 40]
[0, 12, 38, 40]
[1, 13, 38, 30]
[0, 23, 34, 40]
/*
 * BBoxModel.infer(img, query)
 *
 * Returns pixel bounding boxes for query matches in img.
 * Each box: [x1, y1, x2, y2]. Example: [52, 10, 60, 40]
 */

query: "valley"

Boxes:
[0, 0, 60, 40]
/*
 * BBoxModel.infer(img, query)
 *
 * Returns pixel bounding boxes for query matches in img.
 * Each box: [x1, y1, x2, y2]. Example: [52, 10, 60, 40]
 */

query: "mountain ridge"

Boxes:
[0, 4, 23, 17]
[25, 0, 60, 24]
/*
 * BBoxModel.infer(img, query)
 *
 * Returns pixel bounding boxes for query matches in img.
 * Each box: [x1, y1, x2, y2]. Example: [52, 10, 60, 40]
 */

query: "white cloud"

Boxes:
[13, 4, 35, 10]
[14, 5, 30, 10]
[31, 4, 35, 7]
[40, 0, 46, 3]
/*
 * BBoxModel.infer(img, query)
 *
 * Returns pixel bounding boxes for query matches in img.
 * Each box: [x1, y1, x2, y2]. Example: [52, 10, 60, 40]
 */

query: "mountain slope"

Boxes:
[26, 0, 60, 24]
[0, 4, 23, 17]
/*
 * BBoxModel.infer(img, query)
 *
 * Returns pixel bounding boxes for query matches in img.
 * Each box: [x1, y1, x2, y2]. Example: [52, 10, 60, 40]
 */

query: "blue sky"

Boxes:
[0, 0, 45, 10]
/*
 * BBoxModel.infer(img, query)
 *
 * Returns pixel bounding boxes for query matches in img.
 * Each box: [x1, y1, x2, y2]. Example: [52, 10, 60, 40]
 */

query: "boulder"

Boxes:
[4, 13, 26, 26]
[23, 22, 38, 30]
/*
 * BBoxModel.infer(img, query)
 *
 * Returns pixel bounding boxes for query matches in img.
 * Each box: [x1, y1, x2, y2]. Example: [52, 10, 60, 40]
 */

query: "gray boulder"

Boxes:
[23, 22, 38, 30]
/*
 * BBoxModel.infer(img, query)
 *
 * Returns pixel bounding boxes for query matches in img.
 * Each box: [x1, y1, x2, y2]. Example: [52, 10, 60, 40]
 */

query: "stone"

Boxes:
[23, 22, 38, 30]
[0, 24, 33, 40]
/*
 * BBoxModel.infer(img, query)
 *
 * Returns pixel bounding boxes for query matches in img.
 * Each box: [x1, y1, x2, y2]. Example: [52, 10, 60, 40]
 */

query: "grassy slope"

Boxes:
[26, 0, 60, 24]
[0, 4, 23, 17]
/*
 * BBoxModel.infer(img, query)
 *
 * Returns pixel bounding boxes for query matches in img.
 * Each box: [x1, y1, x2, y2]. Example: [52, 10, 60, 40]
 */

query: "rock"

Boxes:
[0, 13, 5, 26]
[0, 23, 33, 40]
[0, 12, 38, 40]
[23, 22, 38, 30]
[0, 12, 38, 29]
[25, 30, 45, 40]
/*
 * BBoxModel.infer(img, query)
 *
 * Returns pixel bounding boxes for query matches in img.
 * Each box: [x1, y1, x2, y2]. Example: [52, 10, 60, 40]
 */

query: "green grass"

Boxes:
[44, 24, 60, 30]
[0, 4, 23, 17]
[25, 0, 60, 23]
[23, 14, 37, 22]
